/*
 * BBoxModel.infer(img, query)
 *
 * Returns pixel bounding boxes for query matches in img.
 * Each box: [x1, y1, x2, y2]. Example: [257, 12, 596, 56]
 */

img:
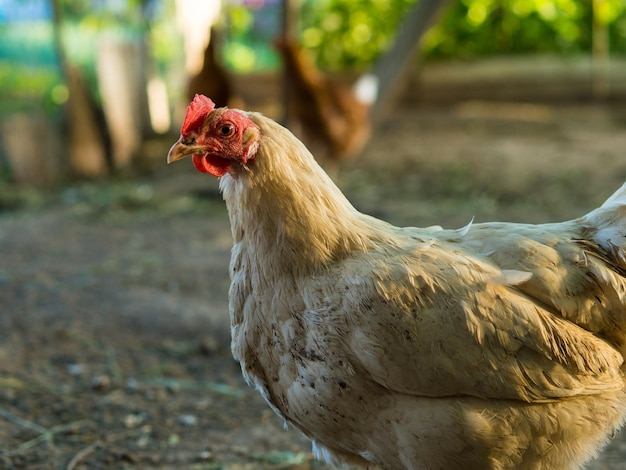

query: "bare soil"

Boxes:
[2, 102, 626, 469]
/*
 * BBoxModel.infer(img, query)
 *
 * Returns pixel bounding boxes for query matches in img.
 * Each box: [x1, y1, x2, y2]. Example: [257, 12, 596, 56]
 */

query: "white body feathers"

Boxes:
[218, 112, 626, 469]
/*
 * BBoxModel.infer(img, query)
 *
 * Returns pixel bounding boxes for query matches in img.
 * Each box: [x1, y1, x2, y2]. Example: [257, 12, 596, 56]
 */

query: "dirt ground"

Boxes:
[2, 101, 626, 469]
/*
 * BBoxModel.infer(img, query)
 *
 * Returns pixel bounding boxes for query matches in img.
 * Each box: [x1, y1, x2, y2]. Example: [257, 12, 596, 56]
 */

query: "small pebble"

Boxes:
[126, 377, 140, 391]
[198, 450, 213, 460]
[91, 374, 111, 391]
[167, 433, 180, 446]
[66, 363, 83, 376]
[176, 414, 198, 426]
[123, 412, 146, 428]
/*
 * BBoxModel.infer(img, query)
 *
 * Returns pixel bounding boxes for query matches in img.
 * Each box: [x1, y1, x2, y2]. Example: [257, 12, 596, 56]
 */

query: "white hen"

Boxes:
[168, 95, 626, 470]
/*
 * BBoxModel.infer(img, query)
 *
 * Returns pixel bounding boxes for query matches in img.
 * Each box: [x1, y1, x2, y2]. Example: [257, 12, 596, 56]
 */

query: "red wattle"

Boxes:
[192, 154, 230, 177]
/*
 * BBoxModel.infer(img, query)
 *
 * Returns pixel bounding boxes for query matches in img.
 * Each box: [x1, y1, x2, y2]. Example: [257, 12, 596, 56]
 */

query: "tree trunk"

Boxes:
[592, 0, 610, 99]
[1, 114, 65, 186]
[369, 0, 450, 121]
[67, 65, 110, 177]
[280, 0, 301, 126]
[96, 34, 151, 170]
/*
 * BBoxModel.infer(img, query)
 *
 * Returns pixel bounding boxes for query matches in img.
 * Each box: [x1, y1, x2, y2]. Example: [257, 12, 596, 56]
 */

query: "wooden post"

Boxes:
[592, 0, 611, 99]
[96, 35, 150, 170]
[280, 0, 300, 126]
[369, 0, 449, 120]
[52, 0, 109, 178]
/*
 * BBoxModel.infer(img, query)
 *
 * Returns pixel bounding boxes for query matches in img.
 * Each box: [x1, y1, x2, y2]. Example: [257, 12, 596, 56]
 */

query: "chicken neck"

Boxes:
[218, 115, 384, 275]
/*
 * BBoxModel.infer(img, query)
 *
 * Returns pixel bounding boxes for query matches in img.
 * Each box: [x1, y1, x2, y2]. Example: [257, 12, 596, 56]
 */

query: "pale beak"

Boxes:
[167, 138, 204, 164]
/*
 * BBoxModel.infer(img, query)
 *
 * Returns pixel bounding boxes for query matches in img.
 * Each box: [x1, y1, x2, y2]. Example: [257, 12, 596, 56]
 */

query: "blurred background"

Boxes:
[2, 0, 626, 468]
[1, 0, 625, 187]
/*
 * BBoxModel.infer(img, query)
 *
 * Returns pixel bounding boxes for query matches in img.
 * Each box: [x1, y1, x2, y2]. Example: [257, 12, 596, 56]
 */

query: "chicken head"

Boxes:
[168, 94, 259, 176]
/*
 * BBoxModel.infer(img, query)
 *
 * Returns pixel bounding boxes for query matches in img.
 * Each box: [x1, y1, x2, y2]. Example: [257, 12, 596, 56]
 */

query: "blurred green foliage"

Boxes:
[424, 0, 626, 60]
[295, 0, 626, 69]
[222, 1, 282, 72]
[0, 22, 62, 116]
[1, 0, 625, 109]
[0, 0, 180, 116]
[299, 0, 416, 70]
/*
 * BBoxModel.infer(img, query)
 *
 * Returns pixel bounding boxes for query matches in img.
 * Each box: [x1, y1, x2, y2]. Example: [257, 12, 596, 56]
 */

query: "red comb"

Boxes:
[181, 95, 216, 136]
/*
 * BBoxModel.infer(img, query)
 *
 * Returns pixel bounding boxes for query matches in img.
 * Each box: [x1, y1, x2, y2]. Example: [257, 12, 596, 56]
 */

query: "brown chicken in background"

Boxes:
[275, 37, 372, 174]
[168, 95, 626, 469]
[187, 27, 240, 109]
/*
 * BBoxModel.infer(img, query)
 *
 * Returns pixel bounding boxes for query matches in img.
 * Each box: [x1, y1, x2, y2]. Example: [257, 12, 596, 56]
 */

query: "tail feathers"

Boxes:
[583, 183, 626, 268]
[601, 182, 626, 209]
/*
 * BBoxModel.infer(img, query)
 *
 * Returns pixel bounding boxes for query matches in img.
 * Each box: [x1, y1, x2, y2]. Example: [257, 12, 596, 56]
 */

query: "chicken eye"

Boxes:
[219, 123, 235, 137]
